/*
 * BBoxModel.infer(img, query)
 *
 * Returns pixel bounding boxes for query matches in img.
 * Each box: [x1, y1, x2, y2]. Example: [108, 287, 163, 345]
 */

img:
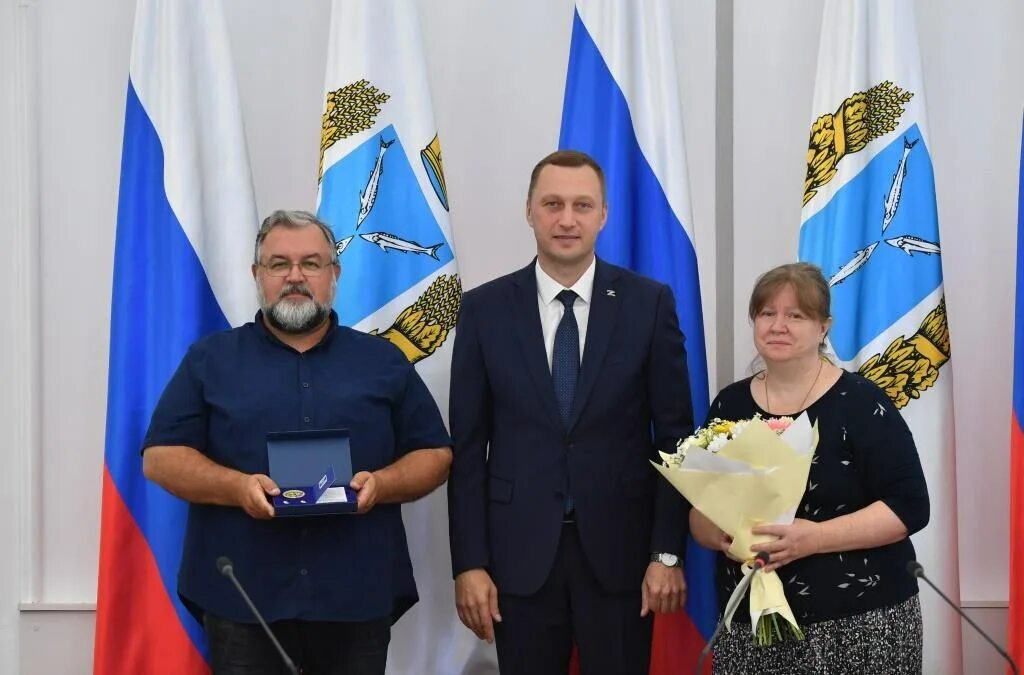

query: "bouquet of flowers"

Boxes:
[654, 413, 819, 645]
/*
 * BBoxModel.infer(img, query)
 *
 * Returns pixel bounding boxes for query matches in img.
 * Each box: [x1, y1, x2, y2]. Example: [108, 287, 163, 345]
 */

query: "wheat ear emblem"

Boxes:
[371, 274, 462, 363]
[857, 298, 950, 409]
[804, 80, 914, 206]
[320, 79, 391, 181]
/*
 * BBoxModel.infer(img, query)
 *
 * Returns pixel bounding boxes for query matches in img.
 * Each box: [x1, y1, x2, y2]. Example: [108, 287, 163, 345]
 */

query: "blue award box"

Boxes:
[267, 429, 358, 516]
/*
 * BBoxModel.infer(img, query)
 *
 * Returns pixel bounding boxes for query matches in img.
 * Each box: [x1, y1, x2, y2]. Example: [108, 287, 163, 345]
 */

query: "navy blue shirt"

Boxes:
[143, 311, 452, 624]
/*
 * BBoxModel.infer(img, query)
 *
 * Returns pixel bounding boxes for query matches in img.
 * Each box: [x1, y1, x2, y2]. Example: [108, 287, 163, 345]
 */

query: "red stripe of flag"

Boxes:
[1010, 415, 1024, 674]
[567, 612, 711, 674]
[94, 467, 209, 675]
[651, 612, 711, 674]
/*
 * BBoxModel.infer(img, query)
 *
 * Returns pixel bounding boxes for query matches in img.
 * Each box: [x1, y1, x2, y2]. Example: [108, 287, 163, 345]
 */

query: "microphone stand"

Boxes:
[908, 561, 1018, 675]
[217, 556, 300, 675]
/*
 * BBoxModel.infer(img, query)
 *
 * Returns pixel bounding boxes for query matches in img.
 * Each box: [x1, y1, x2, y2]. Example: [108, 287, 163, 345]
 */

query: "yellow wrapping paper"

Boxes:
[653, 414, 819, 639]
[750, 568, 800, 632]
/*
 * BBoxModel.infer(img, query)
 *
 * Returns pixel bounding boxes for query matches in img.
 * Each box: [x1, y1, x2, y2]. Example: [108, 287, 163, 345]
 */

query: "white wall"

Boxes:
[918, 0, 1024, 605]
[732, 0, 823, 374]
[1, 0, 1020, 673]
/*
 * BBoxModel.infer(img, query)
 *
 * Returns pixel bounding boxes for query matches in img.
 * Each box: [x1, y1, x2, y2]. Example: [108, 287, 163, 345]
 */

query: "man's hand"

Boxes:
[640, 562, 686, 616]
[454, 569, 501, 643]
[351, 471, 383, 514]
[236, 473, 278, 519]
[750, 518, 822, 573]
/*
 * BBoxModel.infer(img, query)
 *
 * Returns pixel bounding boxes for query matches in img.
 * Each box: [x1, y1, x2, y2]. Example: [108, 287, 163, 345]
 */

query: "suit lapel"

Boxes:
[511, 262, 564, 431]
[567, 259, 620, 431]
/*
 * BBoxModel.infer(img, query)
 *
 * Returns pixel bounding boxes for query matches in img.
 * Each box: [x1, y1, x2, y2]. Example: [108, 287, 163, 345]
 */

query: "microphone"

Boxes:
[216, 556, 300, 675]
[696, 552, 770, 675]
[907, 560, 1018, 675]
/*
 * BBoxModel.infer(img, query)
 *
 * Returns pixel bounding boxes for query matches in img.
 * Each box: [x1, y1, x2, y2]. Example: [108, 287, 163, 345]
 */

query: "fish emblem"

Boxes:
[884, 235, 940, 256]
[829, 242, 878, 287]
[335, 235, 354, 256]
[360, 231, 444, 260]
[882, 137, 918, 231]
[357, 136, 394, 228]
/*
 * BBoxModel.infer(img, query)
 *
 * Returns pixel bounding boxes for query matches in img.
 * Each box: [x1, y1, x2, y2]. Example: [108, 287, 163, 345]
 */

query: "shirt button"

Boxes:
[302, 382, 310, 388]
[303, 416, 311, 423]
[300, 568, 308, 576]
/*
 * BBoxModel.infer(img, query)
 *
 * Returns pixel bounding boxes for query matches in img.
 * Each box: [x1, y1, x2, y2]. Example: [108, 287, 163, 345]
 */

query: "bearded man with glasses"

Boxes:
[142, 210, 453, 675]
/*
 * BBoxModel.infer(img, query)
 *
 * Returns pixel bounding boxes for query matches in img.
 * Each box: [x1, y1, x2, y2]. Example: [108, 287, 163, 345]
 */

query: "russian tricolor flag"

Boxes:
[93, 1, 257, 672]
[558, 1, 716, 671]
[1009, 115, 1024, 674]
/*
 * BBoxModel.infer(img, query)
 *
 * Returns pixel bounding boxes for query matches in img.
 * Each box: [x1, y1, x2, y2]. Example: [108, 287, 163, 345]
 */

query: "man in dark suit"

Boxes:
[447, 150, 694, 675]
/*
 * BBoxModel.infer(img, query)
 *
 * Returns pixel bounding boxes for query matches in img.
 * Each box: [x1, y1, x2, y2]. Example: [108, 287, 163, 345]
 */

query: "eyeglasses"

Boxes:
[258, 259, 337, 277]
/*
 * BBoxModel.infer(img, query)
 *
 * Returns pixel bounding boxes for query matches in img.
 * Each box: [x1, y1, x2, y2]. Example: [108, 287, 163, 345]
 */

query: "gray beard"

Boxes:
[258, 282, 334, 334]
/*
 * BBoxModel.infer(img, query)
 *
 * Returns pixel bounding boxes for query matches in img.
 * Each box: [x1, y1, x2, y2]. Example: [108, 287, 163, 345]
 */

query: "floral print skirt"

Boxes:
[712, 594, 922, 675]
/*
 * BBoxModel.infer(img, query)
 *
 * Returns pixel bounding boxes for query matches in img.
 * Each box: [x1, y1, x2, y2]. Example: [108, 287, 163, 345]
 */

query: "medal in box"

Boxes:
[267, 429, 358, 516]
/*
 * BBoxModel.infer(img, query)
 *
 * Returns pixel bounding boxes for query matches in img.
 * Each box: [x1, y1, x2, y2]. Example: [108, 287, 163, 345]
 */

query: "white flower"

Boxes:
[707, 434, 730, 453]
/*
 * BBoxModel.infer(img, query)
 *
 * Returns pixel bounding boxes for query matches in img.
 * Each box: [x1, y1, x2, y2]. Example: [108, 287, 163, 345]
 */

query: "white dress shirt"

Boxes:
[535, 258, 596, 371]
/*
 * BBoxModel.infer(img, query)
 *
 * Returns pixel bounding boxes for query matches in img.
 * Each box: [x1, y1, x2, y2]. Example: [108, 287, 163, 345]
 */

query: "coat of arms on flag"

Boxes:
[804, 78, 950, 407]
[318, 79, 460, 360]
[799, 2, 960, 671]
[315, 2, 485, 674]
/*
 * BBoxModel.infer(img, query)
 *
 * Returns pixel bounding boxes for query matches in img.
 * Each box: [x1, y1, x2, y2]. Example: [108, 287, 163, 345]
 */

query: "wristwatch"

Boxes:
[651, 552, 681, 567]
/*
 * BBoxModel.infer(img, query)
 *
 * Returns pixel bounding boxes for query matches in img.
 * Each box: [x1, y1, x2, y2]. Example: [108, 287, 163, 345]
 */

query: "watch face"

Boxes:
[658, 553, 679, 567]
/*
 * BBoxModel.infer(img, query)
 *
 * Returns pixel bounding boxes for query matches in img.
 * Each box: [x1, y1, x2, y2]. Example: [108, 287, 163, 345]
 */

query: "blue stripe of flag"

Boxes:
[1015, 114, 1024, 421]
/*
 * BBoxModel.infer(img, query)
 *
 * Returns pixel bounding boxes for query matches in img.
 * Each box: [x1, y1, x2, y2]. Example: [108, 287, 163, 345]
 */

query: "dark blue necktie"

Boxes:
[552, 289, 579, 516]
[551, 289, 580, 427]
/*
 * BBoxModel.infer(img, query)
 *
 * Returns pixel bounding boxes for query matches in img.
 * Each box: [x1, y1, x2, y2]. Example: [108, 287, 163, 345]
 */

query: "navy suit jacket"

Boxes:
[448, 258, 694, 596]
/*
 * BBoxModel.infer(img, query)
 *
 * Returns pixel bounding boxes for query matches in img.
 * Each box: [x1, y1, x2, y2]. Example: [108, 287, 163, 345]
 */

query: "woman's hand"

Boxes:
[689, 509, 736, 559]
[750, 519, 822, 573]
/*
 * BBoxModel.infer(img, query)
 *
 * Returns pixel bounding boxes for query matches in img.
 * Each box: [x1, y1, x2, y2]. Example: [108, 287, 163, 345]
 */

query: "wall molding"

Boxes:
[19, 603, 95, 613]
[714, 0, 734, 387]
[1, 2, 42, 674]
[10, 0, 43, 605]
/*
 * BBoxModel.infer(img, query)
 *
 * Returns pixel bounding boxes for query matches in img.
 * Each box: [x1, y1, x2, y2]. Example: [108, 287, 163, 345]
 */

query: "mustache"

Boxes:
[278, 283, 314, 301]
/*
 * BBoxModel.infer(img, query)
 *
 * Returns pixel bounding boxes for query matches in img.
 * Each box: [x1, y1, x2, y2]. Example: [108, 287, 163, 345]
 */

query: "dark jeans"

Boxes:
[203, 613, 391, 675]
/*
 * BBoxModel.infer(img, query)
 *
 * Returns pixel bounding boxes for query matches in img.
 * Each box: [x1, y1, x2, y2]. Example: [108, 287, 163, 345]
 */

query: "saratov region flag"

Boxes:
[799, 2, 960, 672]
[558, 1, 716, 672]
[1008, 115, 1024, 674]
[93, 1, 258, 673]
[315, 1, 490, 673]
